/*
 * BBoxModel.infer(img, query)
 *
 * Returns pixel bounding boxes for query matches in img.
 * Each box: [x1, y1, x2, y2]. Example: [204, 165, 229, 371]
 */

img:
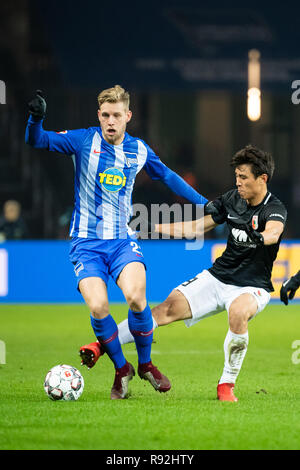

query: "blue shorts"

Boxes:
[69, 235, 146, 288]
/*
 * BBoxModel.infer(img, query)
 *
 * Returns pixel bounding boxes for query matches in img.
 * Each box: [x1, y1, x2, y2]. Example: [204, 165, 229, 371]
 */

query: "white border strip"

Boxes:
[0, 249, 8, 296]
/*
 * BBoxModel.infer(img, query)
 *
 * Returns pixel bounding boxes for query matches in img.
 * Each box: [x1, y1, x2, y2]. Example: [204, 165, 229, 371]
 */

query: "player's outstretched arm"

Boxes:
[25, 90, 86, 155]
[153, 198, 223, 238]
[134, 199, 223, 239]
[155, 214, 217, 239]
[28, 90, 47, 120]
[280, 270, 300, 305]
[25, 90, 49, 148]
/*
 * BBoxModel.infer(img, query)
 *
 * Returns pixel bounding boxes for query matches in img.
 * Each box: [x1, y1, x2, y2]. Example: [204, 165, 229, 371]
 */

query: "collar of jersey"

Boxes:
[247, 191, 271, 209]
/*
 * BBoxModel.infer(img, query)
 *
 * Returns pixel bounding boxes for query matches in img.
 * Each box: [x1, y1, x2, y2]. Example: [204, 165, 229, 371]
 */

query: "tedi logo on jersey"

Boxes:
[99, 167, 127, 192]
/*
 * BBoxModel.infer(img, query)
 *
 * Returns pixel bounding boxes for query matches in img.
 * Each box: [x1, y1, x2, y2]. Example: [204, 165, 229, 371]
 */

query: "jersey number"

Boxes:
[130, 241, 142, 256]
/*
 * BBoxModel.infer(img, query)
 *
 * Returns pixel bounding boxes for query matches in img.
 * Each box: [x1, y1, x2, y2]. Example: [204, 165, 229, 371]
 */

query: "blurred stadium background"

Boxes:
[1, 0, 300, 302]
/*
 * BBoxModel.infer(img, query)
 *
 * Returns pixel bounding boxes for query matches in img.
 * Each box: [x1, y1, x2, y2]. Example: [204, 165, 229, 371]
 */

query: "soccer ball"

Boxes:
[44, 364, 84, 401]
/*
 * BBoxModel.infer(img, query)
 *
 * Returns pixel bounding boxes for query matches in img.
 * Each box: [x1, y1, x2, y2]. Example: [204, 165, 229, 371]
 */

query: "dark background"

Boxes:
[1, 0, 300, 239]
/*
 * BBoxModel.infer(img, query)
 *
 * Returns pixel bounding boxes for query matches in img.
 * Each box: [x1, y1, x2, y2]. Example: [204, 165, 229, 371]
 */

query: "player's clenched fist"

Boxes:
[28, 90, 47, 119]
[280, 271, 300, 305]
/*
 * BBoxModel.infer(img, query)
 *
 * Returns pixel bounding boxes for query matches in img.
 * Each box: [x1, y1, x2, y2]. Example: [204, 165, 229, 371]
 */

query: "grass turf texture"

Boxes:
[0, 303, 300, 450]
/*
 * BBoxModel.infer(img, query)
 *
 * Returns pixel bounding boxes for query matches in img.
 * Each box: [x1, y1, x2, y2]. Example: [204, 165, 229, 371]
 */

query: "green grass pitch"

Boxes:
[0, 303, 300, 450]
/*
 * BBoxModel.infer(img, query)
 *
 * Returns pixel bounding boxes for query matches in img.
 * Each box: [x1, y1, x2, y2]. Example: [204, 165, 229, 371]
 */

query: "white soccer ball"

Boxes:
[44, 364, 84, 401]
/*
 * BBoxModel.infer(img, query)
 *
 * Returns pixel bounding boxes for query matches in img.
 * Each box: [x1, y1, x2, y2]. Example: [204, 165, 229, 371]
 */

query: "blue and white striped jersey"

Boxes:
[25, 117, 207, 239]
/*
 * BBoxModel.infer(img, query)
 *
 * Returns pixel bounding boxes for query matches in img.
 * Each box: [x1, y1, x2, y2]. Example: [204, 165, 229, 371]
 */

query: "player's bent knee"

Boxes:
[155, 290, 188, 325]
[228, 294, 257, 332]
[89, 300, 110, 318]
[165, 298, 176, 319]
[152, 300, 173, 326]
[125, 291, 147, 312]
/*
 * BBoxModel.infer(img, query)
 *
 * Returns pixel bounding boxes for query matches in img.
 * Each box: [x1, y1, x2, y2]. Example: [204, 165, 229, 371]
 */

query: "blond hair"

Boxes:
[97, 85, 130, 110]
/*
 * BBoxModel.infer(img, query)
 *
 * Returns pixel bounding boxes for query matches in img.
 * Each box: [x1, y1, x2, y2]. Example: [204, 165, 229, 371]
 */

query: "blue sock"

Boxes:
[90, 314, 126, 369]
[128, 304, 153, 364]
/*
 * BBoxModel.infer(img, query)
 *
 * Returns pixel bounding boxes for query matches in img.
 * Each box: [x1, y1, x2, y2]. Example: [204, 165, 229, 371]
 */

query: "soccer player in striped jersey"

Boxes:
[25, 86, 208, 399]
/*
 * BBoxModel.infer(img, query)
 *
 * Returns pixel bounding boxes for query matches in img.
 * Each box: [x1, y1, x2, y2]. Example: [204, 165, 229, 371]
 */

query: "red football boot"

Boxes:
[138, 361, 171, 393]
[217, 383, 238, 402]
[111, 362, 135, 400]
[79, 341, 105, 369]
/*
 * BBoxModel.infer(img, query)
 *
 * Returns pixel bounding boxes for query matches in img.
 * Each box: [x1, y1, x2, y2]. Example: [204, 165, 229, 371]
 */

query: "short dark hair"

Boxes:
[230, 145, 275, 182]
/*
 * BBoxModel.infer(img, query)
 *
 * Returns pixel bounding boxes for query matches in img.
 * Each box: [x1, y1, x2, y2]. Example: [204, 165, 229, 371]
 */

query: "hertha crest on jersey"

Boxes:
[252, 215, 259, 230]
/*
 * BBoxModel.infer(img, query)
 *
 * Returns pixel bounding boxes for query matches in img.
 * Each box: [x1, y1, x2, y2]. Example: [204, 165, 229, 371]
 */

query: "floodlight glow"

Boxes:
[247, 50, 261, 121]
[247, 87, 261, 121]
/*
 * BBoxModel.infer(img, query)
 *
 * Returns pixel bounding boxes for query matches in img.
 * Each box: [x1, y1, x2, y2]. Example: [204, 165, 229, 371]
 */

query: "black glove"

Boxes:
[28, 90, 47, 119]
[280, 271, 300, 305]
[243, 224, 264, 246]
